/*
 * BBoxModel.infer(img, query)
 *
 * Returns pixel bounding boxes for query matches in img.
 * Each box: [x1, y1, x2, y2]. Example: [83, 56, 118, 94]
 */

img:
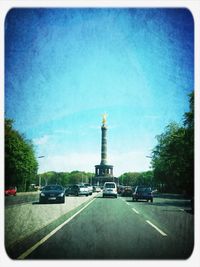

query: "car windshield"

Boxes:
[105, 183, 115, 188]
[43, 185, 63, 191]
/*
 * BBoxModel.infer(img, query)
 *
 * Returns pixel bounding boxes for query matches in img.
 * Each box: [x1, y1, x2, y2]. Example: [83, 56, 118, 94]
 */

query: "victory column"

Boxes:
[93, 114, 118, 186]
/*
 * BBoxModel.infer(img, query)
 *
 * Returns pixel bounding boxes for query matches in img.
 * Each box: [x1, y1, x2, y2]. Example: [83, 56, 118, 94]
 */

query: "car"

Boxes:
[5, 186, 17, 196]
[65, 184, 89, 196]
[65, 184, 73, 196]
[117, 185, 124, 194]
[132, 186, 153, 202]
[39, 184, 65, 204]
[96, 186, 101, 192]
[121, 186, 132, 197]
[93, 186, 101, 192]
[83, 183, 93, 195]
[103, 182, 117, 198]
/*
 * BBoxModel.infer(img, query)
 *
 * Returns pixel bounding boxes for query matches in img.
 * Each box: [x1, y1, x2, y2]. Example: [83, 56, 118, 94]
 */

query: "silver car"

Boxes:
[83, 183, 93, 195]
[103, 182, 117, 198]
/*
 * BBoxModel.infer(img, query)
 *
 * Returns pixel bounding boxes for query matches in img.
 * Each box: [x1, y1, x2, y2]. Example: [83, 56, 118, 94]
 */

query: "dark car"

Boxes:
[121, 186, 133, 197]
[39, 185, 65, 204]
[65, 184, 89, 196]
[132, 186, 153, 202]
[65, 185, 73, 195]
[117, 185, 124, 194]
[5, 186, 17, 196]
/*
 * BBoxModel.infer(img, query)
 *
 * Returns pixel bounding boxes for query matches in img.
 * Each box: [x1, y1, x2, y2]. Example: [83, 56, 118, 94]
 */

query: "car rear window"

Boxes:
[105, 183, 115, 188]
[137, 187, 151, 193]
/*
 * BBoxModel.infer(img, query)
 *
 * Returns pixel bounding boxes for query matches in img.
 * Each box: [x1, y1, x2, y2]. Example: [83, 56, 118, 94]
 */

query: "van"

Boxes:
[103, 182, 117, 198]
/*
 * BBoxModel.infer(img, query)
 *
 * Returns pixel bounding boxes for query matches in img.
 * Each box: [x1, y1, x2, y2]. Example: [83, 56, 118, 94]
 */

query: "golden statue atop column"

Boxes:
[102, 113, 107, 125]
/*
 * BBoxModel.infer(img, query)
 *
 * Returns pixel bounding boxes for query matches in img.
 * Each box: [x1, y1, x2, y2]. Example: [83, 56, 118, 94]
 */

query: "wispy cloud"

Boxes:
[54, 129, 72, 135]
[33, 135, 50, 146]
[109, 150, 152, 175]
[39, 152, 99, 174]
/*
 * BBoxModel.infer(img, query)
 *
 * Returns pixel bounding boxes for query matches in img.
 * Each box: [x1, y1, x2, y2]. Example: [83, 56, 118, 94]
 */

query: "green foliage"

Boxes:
[119, 171, 154, 187]
[151, 92, 194, 195]
[39, 171, 94, 186]
[5, 119, 38, 191]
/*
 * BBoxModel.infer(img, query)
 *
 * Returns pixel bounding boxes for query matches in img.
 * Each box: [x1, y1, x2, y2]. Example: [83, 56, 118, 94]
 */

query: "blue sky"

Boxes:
[5, 8, 194, 176]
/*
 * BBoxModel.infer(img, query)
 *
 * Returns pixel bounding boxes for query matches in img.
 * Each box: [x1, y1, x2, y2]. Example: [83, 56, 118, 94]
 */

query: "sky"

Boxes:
[5, 8, 194, 176]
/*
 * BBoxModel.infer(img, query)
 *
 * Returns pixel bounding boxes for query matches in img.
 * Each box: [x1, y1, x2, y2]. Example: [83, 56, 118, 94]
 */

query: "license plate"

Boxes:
[48, 197, 56, 200]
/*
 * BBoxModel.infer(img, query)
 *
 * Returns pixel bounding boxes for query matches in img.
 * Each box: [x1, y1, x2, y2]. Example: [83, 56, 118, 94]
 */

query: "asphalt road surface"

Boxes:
[6, 193, 193, 260]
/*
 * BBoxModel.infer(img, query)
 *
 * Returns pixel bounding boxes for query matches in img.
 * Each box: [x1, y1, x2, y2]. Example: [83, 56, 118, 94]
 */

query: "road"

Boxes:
[5, 193, 194, 260]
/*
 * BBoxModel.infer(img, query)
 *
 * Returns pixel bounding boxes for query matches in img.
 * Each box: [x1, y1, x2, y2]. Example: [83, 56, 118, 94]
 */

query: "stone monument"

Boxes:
[93, 114, 118, 186]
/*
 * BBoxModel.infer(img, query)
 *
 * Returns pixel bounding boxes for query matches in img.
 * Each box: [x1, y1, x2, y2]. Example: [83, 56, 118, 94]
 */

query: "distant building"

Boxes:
[92, 114, 119, 186]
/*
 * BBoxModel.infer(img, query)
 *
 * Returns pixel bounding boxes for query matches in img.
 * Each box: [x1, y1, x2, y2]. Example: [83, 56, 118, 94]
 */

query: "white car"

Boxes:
[83, 183, 93, 195]
[103, 182, 117, 198]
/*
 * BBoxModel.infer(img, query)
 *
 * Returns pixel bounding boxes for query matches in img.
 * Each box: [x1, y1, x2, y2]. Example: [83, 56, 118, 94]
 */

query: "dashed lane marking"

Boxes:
[17, 197, 96, 259]
[146, 220, 167, 236]
[132, 208, 139, 214]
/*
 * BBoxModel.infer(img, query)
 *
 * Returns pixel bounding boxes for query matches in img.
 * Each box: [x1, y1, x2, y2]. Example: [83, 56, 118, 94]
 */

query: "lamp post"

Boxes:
[38, 156, 45, 189]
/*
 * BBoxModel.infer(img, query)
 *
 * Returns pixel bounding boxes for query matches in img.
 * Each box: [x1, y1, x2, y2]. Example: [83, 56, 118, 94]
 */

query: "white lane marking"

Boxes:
[146, 220, 167, 236]
[132, 208, 139, 214]
[17, 198, 96, 259]
[126, 202, 130, 205]
[179, 208, 184, 211]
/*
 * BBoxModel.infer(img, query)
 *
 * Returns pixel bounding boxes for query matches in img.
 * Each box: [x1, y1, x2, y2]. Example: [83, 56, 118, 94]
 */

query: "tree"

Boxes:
[119, 171, 154, 187]
[5, 119, 38, 191]
[151, 91, 194, 195]
[183, 91, 194, 195]
[39, 171, 94, 186]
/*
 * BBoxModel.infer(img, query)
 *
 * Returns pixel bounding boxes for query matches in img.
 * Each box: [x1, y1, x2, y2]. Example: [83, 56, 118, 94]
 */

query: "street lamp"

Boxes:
[38, 156, 45, 188]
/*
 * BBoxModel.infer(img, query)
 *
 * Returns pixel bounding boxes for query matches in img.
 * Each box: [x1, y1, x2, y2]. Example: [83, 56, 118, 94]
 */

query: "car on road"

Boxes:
[83, 183, 93, 195]
[65, 184, 89, 196]
[65, 184, 73, 196]
[117, 185, 124, 194]
[39, 185, 65, 204]
[132, 186, 153, 202]
[5, 186, 17, 196]
[121, 186, 132, 197]
[93, 186, 101, 192]
[103, 182, 117, 198]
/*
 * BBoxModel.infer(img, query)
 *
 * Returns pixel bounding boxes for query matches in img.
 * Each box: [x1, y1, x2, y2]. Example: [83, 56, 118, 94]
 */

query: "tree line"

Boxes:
[5, 91, 194, 195]
[5, 119, 38, 191]
[37, 171, 94, 188]
[118, 171, 154, 187]
[151, 92, 194, 195]
[118, 91, 194, 196]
